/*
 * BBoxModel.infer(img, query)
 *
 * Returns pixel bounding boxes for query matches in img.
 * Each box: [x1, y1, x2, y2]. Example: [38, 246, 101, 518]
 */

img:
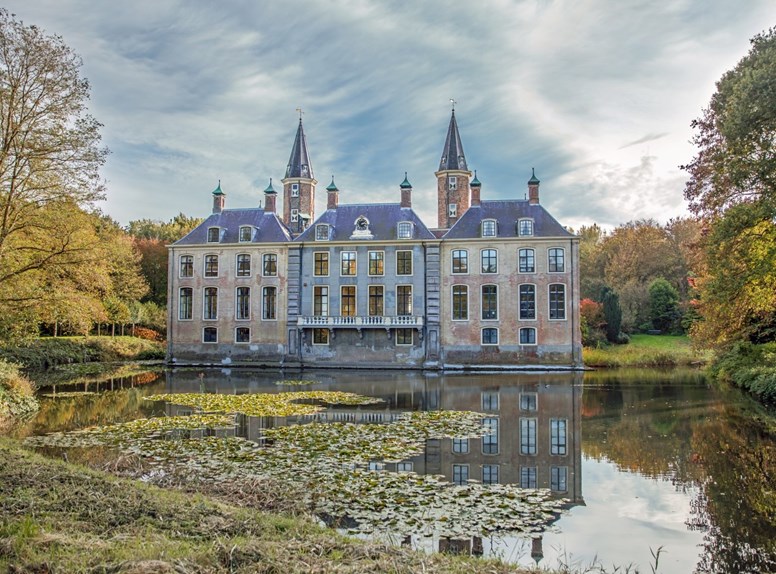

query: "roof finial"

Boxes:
[296, 107, 304, 122]
[450, 98, 456, 112]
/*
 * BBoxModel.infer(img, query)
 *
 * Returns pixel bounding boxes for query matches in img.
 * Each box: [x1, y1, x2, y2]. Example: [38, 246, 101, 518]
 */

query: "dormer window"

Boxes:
[481, 219, 497, 237]
[448, 204, 457, 218]
[207, 227, 220, 242]
[239, 226, 253, 242]
[291, 183, 300, 197]
[448, 176, 457, 190]
[397, 221, 413, 239]
[316, 224, 330, 241]
[518, 219, 534, 236]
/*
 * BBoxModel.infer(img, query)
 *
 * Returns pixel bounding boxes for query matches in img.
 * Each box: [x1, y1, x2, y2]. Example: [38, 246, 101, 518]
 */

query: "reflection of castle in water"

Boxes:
[164, 369, 583, 557]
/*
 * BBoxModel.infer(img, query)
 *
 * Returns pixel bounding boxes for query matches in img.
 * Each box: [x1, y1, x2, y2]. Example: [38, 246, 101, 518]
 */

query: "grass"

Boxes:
[0, 360, 39, 432]
[583, 334, 713, 368]
[0, 336, 165, 369]
[0, 437, 540, 574]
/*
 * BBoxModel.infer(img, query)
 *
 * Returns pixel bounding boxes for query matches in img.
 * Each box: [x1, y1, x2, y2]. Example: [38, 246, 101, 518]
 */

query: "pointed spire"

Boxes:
[471, 169, 481, 187]
[212, 179, 224, 196]
[528, 167, 540, 185]
[439, 109, 468, 171]
[263, 177, 277, 194]
[400, 172, 412, 189]
[285, 117, 314, 179]
[326, 175, 338, 192]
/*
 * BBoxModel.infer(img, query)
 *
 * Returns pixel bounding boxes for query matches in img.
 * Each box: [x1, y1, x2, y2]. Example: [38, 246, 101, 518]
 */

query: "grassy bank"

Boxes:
[0, 438, 536, 574]
[0, 361, 38, 432]
[583, 334, 712, 368]
[0, 336, 165, 369]
[710, 342, 776, 406]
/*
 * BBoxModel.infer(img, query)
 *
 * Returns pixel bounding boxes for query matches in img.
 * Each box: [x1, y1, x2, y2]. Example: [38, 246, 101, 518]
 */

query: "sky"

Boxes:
[5, 0, 776, 230]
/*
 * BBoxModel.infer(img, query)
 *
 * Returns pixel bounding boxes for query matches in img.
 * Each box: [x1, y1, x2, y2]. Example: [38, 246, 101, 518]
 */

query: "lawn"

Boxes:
[583, 334, 713, 368]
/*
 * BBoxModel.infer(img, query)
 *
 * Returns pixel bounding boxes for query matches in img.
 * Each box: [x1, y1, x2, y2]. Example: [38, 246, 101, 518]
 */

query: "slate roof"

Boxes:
[295, 203, 436, 242]
[174, 209, 293, 245]
[285, 119, 314, 179]
[442, 200, 573, 239]
[439, 110, 468, 172]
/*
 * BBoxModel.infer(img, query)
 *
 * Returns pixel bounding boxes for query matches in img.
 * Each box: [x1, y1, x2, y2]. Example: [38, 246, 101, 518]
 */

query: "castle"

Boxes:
[166, 110, 582, 369]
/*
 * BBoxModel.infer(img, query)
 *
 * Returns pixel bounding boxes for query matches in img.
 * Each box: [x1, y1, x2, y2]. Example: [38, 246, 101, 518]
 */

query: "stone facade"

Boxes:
[166, 112, 582, 369]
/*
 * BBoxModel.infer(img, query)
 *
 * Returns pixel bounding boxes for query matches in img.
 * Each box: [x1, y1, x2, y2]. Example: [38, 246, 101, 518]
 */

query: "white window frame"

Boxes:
[481, 390, 499, 411]
[239, 226, 253, 242]
[368, 250, 385, 277]
[397, 221, 413, 239]
[207, 227, 220, 243]
[451, 285, 469, 321]
[202, 326, 218, 343]
[315, 224, 330, 241]
[518, 248, 536, 274]
[451, 249, 469, 274]
[448, 176, 457, 190]
[520, 417, 538, 455]
[482, 417, 499, 455]
[291, 208, 299, 222]
[480, 248, 498, 274]
[519, 283, 537, 321]
[203, 287, 218, 320]
[235, 286, 251, 321]
[235, 327, 251, 344]
[236, 253, 251, 278]
[452, 438, 469, 454]
[262, 286, 278, 321]
[395, 328, 414, 346]
[452, 463, 469, 485]
[549, 283, 567, 321]
[204, 254, 219, 278]
[396, 250, 413, 276]
[519, 327, 537, 345]
[551, 466, 568, 492]
[178, 287, 193, 321]
[396, 285, 413, 316]
[518, 218, 534, 237]
[482, 464, 499, 485]
[520, 393, 538, 411]
[481, 219, 497, 237]
[262, 253, 278, 277]
[313, 285, 329, 317]
[548, 247, 566, 273]
[340, 251, 357, 276]
[481, 284, 498, 321]
[312, 328, 329, 345]
[550, 418, 568, 456]
[481, 327, 499, 346]
[448, 203, 457, 218]
[340, 285, 357, 317]
[179, 255, 194, 278]
[313, 251, 330, 276]
[291, 182, 300, 196]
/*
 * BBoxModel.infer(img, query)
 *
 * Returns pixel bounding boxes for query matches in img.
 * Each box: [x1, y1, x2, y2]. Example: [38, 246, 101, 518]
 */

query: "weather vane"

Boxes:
[450, 98, 456, 111]
[296, 107, 304, 120]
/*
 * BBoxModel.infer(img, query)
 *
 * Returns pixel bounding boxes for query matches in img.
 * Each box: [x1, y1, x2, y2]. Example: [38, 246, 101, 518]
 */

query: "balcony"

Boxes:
[297, 315, 424, 328]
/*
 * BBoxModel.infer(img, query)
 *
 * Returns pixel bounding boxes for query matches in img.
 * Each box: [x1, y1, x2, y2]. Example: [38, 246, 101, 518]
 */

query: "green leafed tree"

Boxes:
[649, 277, 680, 333]
[0, 10, 109, 340]
[682, 28, 776, 346]
[601, 287, 623, 343]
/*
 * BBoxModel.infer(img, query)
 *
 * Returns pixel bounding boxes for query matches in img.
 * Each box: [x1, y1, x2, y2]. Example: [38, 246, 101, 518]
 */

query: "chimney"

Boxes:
[470, 170, 481, 207]
[212, 181, 225, 214]
[263, 178, 277, 213]
[400, 172, 412, 208]
[528, 168, 540, 205]
[326, 176, 339, 210]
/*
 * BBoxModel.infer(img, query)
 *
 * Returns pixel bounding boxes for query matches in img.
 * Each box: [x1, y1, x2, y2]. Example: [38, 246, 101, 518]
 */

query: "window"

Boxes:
[236, 287, 250, 320]
[482, 465, 499, 485]
[178, 288, 192, 320]
[397, 286, 412, 315]
[452, 285, 468, 320]
[518, 219, 534, 236]
[291, 209, 299, 222]
[448, 203, 457, 218]
[520, 393, 538, 411]
[314, 252, 329, 276]
[204, 255, 218, 277]
[368, 462, 385, 472]
[519, 284, 536, 320]
[203, 327, 218, 343]
[368, 251, 384, 276]
[481, 249, 497, 273]
[397, 462, 413, 473]
[451, 249, 468, 274]
[452, 438, 469, 454]
[396, 251, 412, 275]
[203, 287, 217, 320]
[448, 176, 457, 190]
[263, 253, 278, 276]
[452, 464, 469, 485]
[315, 224, 329, 241]
[396, 328, 413, 345]
[179, 255, 193, 278]
[519, 249, 535, 273]
[313, 286, 329, 316]
[482, 417, 499, 454]
[207, 227, 220, 242]
[551, 419, 567, 455]
[520, 327, 537, 345]
[341, 286, 356, 317]
[235, 327, 250, 343]
[481, 391, 499, 411]
[313, 328, 329, 345]
[291, 183, 299, 196]
[397, 221, 413, 239]
[551, 466, 568, 492]
[340, 251, 356, 276]
[549, 248, 565, 272]
[481, 219, 497, 237]
[263, 286, 277, 320]
[549, 284, 566, 319]
[236, 254, 251, 277]
[369, 286, 384, 316]
[481, 285, 498, 320]
[482, 327, 499, 345]
[520, 418, 537, 455]
[520, 466, 537, 489]
[239, 226, 253, 242]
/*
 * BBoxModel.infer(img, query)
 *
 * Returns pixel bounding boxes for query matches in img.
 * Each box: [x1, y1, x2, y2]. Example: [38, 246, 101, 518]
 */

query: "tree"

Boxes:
[0, 10, 108, 340]
[601, 287, 623, 343]
[682, 28, 776, 346]
[649, 277, 680, 333]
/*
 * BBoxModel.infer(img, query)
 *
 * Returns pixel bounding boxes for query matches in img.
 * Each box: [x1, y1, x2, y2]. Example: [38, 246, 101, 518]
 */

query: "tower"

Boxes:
[282, 116, 317, 235]
[436, 108, 472, 229]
